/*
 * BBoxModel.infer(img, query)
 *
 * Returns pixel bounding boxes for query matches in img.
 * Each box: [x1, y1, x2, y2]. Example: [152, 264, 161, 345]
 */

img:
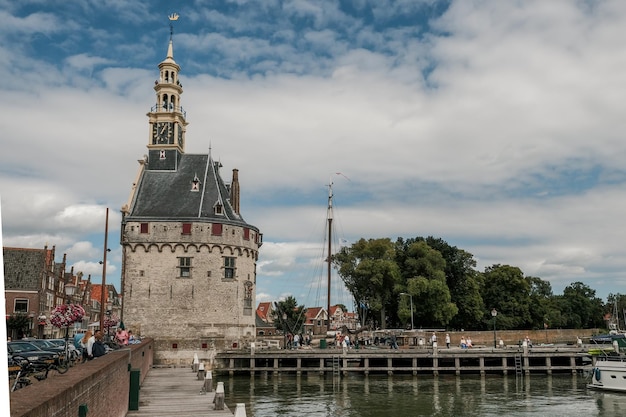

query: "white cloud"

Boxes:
[3, 0, 626, 304]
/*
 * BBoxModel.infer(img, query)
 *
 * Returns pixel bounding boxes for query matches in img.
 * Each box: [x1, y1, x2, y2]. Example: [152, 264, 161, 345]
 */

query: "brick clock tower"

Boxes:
[121, 17, 262, 365]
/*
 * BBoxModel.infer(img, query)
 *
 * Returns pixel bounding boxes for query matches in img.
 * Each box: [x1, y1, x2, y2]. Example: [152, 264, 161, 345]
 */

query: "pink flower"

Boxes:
[104, 314, 120, 329]
[50, 304, 86, 328]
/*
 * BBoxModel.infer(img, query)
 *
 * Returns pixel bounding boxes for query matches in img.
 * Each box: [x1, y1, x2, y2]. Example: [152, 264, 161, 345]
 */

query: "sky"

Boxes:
[1, 0, 626, 313]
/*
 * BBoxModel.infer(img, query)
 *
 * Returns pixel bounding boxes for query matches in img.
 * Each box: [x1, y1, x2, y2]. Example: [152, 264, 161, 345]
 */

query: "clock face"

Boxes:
[152, 122, 172, 144]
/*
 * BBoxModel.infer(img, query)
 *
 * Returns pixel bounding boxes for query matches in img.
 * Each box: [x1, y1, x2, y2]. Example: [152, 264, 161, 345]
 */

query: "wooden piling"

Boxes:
[214, 381, 225, 410]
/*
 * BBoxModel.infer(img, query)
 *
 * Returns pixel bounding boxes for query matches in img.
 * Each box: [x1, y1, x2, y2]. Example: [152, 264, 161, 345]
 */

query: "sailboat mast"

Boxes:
[327, 178, 333, 332]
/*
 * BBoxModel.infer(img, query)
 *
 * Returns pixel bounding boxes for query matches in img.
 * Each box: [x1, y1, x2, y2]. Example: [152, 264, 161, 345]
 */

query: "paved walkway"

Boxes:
[126, 367, 235, 417]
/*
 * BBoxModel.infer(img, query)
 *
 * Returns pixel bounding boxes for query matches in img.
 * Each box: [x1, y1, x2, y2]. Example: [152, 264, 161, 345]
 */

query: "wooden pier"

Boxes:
[213, 346, 591, 377]
[126, 366, 236, 417]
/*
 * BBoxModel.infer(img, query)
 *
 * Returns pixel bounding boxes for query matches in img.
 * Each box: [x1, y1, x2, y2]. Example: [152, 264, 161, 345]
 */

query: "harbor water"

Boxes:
[223, 372, 626, 416]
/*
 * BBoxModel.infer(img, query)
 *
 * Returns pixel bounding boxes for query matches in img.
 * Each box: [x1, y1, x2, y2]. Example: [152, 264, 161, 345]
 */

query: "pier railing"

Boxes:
[214, 345, 592, 376]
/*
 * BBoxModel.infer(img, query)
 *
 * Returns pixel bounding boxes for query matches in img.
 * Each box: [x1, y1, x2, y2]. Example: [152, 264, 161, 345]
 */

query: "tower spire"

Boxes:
[146, 12, 187, 163]
[167, 13, 179, 59]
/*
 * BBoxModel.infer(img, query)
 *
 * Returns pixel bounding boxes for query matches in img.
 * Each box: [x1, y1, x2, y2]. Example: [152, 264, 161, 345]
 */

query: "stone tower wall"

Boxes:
[122, 220, 260, 365]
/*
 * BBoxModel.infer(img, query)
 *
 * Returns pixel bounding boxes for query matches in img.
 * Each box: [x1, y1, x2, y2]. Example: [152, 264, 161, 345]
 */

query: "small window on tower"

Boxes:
[182, 223, 192, 235]
[140, 223, 149, 234]
[214, 203, 223, 215]
[244, 228, 250, 240]
[178, 257, 192, 278]
[224, 257, 236, 279]
[159, 150, 166, 160]
[211, 223, 222, 236]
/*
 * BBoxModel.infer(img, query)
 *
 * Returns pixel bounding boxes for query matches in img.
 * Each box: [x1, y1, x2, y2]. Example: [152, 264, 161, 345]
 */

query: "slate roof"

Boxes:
[3, 247, 48, 290]
[127, 154, 250, 226]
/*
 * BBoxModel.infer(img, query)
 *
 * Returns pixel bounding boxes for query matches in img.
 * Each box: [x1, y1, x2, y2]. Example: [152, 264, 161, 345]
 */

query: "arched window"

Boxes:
[163, 94, 169, 111]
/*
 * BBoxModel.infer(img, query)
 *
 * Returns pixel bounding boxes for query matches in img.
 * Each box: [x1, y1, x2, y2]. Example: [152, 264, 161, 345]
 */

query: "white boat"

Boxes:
[588, 355, 626, 392]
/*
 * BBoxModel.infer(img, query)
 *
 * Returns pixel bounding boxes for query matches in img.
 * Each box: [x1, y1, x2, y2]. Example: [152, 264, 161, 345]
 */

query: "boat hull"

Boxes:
[587, 358, 626, 392]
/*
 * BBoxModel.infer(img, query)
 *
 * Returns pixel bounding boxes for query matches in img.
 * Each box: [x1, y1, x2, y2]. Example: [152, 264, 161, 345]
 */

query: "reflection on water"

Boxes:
[223, 372, 626, 417]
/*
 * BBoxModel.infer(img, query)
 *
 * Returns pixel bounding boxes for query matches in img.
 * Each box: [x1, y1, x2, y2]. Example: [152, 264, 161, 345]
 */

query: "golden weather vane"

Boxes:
[168, 13, 180, 38]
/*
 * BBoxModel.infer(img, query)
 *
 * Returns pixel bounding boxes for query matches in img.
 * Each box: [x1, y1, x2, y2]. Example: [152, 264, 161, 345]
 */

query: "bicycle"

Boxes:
[9, 356, 52, 392]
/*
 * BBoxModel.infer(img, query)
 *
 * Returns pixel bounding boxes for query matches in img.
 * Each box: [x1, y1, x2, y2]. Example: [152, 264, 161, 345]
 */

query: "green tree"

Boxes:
[481, 264, 532, 329]
[424, 237, 484, 330]
[7, 313, 32, 339]
[527, 276, 554, 329]
[334, 238, 401, 329]
[560, 282, 604, 328]
[271, 296, 307, 334]
[396, 240, 458, 327]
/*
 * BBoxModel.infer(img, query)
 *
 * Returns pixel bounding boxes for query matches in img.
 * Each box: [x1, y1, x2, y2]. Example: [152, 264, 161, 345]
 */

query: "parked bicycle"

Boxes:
[9, 356, 52, 392]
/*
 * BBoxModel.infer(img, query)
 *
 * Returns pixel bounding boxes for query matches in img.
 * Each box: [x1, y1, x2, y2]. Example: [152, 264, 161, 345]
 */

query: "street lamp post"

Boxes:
[64, 284, 77, 366]
[400, 293, 414, 330]
[491, 308, 498, 348]
[105, 305, 113, 342]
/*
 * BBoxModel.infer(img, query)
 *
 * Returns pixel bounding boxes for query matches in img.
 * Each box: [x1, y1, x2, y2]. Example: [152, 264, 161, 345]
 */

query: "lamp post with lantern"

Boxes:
[63, 284, 77, 368]
[491, 308, 498, 348]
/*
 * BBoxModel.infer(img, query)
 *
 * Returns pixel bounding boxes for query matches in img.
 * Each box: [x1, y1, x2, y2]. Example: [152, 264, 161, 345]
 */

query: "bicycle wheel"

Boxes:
[56, 359, 69, 374]
[12, 377, 31, 391]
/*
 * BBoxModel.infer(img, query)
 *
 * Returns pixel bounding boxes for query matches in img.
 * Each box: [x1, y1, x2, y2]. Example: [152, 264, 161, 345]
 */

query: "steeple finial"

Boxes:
[168, 13, 179, 41]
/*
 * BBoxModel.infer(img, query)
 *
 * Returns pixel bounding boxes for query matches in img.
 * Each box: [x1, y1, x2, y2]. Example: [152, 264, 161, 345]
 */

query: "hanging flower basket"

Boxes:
[103, 314, 120, 330]
[50, 304, 86, 328]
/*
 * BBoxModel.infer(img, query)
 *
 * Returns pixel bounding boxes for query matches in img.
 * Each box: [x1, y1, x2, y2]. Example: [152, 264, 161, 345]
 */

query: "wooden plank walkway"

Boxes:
[126, 367, 235, 417]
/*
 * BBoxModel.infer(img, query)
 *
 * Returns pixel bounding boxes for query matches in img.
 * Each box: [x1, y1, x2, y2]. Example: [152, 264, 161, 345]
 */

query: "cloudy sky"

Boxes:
[1, 0, 626, 312]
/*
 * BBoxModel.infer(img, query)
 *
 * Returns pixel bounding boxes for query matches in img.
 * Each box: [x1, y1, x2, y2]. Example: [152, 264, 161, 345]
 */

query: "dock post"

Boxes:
[192, 353, 199, 373]
[433, 343, 439, 376]
[523, 344, 530, 375]
[234, 403, 247, 417]
[197, 362, 206, 380]
[204, 370, 213, 392]
[214, 381, 225, 410]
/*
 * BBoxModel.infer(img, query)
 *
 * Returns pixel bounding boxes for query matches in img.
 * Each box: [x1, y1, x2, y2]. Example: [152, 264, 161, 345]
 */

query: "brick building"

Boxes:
[120, 32, 262, 364]
[3, 246, 95, 339]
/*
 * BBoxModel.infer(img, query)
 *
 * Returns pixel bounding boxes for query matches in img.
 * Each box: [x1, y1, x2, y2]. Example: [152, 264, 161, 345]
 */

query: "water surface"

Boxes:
[223, 372, 626, 417]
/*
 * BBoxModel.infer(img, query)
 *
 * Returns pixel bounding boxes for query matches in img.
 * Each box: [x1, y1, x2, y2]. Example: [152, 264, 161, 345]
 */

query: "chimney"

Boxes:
[231, 169, 240, 215]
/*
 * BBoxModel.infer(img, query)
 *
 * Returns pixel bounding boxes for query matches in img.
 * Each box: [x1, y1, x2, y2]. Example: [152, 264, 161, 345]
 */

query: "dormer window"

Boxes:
[191, 175, 200, 192]
[214, 203, 223, 215]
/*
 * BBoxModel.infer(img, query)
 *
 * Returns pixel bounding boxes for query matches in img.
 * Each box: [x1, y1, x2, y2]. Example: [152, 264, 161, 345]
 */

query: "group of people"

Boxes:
[286, 332, 312, 349]
[73, 327, 139, 362]
[335, 332, 351, 349]
[460, 336, 473, 349]
[431, 332, 473, 349]
[73, 330, 107, 361]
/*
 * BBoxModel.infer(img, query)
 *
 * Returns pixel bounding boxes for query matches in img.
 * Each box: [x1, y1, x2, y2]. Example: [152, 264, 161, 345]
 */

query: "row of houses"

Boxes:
[3, 245, 121, 340]
[255, 301, 360, 337]
[4, 244, 359, 343]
